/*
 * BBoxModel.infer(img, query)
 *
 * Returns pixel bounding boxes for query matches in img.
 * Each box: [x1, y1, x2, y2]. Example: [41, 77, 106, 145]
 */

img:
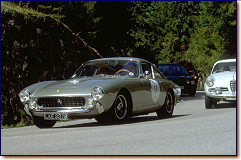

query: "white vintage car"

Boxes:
[204, 59, 236, 109]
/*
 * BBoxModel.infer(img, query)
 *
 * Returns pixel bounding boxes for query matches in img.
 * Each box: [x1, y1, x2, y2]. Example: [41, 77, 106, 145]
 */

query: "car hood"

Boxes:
[165, 75, 193, 85]
[166, 75, 193, 81]
[31, 77, 118, 97]
[211, 71, 236, 81]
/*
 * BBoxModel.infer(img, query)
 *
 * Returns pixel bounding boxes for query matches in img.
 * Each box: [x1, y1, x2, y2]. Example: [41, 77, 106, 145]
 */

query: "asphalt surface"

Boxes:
[1, 91, 237, 155]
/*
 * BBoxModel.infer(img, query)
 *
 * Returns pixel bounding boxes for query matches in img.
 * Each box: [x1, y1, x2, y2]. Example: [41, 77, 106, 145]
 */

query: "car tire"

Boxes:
[95, 92, 130, 122]
[205, 95, 217, 109]
[112, 93, 130, 120]
[189, 89, 196, 96]
[156, 90, 174, 118]
[32, 116, 56, 128]
[94, 114, 109, 123]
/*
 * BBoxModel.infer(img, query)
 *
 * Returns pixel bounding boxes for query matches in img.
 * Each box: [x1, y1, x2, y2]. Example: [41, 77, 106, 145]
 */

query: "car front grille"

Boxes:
[37, 97, 85, 107]
[230, 79, 236, 94]
[220, 87, 228, 91]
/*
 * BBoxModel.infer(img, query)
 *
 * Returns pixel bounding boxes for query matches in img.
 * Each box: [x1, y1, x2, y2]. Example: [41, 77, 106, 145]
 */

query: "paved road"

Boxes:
[1, 91, 237, 155]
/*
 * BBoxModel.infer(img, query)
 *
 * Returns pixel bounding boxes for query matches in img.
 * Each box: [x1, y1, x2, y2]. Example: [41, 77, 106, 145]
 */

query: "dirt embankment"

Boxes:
[1, 11, 101, 127]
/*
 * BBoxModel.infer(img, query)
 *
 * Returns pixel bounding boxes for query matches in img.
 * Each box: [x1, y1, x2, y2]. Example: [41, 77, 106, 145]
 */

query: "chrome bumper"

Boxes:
[206, 93, 236, 101]
[24, 104, 104, 118]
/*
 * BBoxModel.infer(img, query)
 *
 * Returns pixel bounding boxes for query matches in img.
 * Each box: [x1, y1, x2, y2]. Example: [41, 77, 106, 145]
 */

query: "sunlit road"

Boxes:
[1, 91, 236, 155]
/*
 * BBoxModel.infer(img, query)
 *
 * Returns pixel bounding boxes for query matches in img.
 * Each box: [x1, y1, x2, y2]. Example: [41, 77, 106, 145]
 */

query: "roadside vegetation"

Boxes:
[1, 1, 101, 128]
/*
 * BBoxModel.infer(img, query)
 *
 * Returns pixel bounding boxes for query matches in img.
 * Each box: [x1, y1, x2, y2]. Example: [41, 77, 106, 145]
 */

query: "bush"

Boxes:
[1, 11, 101, 127]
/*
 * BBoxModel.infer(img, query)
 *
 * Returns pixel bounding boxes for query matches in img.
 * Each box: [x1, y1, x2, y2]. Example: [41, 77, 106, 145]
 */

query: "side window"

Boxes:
[153, 66, 164, 79]
[141, 62, 153, 78]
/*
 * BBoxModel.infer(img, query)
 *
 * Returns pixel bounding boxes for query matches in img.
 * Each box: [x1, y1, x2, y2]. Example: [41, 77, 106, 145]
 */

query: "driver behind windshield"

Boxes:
[75, 60, 139, 77]
[127, 62, 138, 76]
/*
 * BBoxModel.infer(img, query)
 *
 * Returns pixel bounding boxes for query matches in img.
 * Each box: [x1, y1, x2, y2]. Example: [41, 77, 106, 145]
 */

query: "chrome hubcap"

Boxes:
[114, 95, 127, 119]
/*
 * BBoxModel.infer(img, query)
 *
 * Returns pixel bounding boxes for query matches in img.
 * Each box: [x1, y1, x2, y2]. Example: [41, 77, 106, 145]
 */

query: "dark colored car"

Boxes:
[158, 63, 197, 96]
[179, 60, 199, 84]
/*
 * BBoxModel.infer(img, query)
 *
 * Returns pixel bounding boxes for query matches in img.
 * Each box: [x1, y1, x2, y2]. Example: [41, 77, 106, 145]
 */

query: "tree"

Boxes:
[184, 1, 236, 73]
[92, 2, 135, 57]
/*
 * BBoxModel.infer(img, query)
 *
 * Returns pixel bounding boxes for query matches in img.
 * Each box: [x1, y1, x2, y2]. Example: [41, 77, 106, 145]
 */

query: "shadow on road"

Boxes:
[54, 114, 191, 129]
[180, 91, 205, 101]
[213, 102, 236, 109]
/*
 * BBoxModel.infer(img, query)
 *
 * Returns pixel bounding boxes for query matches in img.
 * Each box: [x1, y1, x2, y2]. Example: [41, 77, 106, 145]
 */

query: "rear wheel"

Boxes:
[32, 116, 56, 128]
[205, 95, 217, 109]
[189, 89, 196, 96]
[156, 91, 174, 118]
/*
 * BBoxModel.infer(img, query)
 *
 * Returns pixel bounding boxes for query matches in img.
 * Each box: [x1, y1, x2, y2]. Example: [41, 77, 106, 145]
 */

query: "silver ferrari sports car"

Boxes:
[19, 57, 181, 128]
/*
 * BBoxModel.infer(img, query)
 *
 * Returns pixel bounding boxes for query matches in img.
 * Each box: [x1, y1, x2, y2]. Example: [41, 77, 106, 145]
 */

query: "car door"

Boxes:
[139, 62, 155, 107]
[152, 65, 167, 106]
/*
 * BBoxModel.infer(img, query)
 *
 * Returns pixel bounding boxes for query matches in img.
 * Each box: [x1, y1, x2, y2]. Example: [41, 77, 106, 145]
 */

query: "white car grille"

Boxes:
[230, 79, 236, 94]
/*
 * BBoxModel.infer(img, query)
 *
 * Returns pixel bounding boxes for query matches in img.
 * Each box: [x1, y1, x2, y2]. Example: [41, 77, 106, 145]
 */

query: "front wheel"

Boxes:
[205, 95, 217, 109]
[95, 92, 130, 123]
[112, 94, 129, 120]
[156, 91, 174, 118]
[189, 89, 196, 96]
[32, 116, 56, 128]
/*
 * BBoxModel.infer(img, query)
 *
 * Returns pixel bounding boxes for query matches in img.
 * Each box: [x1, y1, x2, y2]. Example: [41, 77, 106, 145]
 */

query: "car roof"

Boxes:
[211, 59, 236, 74]
[214, 59, 236, 64]
[158, 63, 183, 66]
[88, 57, 150, 63]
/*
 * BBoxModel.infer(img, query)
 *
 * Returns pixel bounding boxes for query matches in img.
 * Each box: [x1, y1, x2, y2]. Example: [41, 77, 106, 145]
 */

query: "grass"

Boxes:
[3, 121, 27, 129]
[1, 1, 64, 19]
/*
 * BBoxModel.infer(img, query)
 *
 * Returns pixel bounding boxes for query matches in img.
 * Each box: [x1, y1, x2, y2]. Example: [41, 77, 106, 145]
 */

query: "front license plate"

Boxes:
[44, 113, 68, 120]
[226, 97, 236, 100]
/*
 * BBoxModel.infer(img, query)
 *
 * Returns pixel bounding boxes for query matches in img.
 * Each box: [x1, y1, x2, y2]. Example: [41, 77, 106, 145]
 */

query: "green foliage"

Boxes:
[1, 2, 101, 127]
[1, 1, 64, 19]
[14, 1, 235, 72]
[129, 1, 235, 72]
[185, 1, 236, 73]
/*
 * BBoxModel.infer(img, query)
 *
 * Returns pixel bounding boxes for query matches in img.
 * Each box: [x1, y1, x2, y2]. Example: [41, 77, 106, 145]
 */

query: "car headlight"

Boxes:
[174, 86, 181, 96]
[191, 80, 195, 85]
[19, 89, 30, 102]
[91, 87, 104, 101]
[206, 77, 214, 87]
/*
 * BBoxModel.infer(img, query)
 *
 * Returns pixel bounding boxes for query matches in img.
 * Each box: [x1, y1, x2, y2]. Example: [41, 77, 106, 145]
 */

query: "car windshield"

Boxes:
[212, 62, 236, 74]
[72, 60, 139, 78]
[158, 64, 189, 76]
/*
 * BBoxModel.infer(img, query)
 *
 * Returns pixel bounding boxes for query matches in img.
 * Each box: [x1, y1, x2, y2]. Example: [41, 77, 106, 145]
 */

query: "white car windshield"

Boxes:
[212, 62, 236, 74]
[73, 60, 139, 78]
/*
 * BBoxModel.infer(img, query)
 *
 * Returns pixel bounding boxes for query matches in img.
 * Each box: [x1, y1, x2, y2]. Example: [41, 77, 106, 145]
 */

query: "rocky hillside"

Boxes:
[1, 2, 101, 127]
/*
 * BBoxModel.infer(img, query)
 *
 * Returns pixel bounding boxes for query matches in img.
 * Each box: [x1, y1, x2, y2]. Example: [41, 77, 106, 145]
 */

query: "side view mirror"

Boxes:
[143, 70, 151, 79]
[145, 71, 150, 76]
[140, 71, 151, 79]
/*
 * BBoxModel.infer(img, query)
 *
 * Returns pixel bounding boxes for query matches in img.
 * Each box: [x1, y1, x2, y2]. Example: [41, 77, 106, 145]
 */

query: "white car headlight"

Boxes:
[91, 87, 104, 101]
[206, 77, 214, 87]
[19, 89, 30, 102]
